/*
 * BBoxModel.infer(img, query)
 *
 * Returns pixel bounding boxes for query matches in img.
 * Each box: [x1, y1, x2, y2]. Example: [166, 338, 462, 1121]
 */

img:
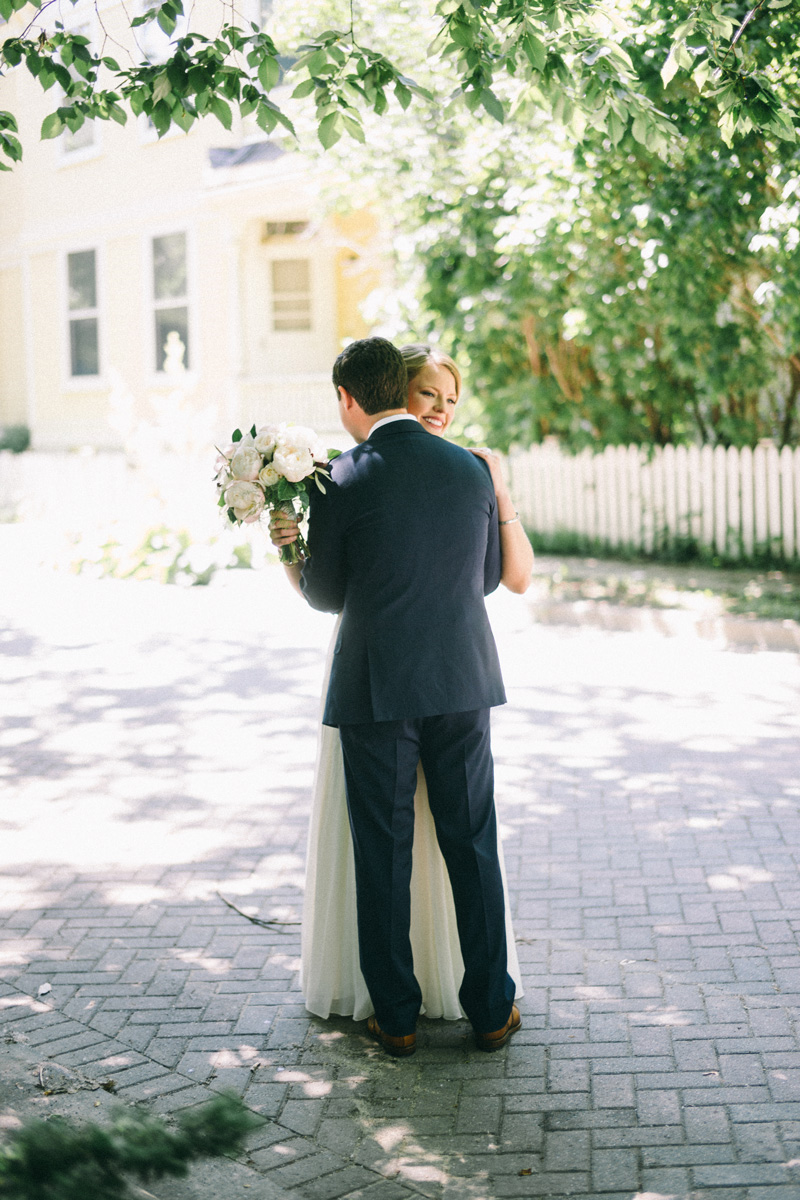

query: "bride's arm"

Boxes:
[469, 449, 534, 595]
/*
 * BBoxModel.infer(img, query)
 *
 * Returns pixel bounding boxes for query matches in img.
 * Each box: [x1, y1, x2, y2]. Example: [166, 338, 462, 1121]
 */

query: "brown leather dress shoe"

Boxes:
[367, 1015, 417, 1057]
[474, 1004, 521, 1052]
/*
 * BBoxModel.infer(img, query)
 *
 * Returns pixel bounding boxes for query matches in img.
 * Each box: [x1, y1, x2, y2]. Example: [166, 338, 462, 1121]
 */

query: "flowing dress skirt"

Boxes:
[301, 626, 524, 1021]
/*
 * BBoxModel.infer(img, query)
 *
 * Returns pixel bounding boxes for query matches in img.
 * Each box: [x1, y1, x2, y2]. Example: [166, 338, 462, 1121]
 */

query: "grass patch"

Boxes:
[530, 551, 800, 624]
[528, 528, 800, 571]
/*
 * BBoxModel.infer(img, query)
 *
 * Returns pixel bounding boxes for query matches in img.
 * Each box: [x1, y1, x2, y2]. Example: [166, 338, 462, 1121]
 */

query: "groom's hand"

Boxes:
[269, 513, 301, 548]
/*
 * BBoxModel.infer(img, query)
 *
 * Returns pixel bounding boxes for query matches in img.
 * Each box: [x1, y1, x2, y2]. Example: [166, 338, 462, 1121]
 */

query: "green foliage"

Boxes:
[660, 0, 797, 147]
[290, 26, 432, 149]
[0, 1091, 262, 1200]
[354, 0, 800, 451]
[1, 2, 798, 167]
[0, 424, 30, 453]
[72, 526, 252, 585]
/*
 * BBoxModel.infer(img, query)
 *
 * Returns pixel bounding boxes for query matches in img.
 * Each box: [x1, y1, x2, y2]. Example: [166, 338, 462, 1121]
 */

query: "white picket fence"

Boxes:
[3, 440, 800, 564]
[508, 441, 800, 562]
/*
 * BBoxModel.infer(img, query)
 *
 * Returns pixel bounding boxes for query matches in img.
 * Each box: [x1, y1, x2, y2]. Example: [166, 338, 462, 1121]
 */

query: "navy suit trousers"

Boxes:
[339, 709, 516, 1036]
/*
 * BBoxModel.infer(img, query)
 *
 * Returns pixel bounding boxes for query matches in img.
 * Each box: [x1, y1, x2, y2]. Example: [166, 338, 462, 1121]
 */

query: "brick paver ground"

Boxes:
[2, 556, 800, 1200]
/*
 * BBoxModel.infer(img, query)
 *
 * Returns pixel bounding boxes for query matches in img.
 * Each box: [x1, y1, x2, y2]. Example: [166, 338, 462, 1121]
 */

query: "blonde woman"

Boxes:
[271, 344, 532, 1023]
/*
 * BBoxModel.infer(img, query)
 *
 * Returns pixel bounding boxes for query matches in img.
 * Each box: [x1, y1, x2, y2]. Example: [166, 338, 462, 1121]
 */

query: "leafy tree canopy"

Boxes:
[0, 0, 798, 169]
[308, 0, 800, 451]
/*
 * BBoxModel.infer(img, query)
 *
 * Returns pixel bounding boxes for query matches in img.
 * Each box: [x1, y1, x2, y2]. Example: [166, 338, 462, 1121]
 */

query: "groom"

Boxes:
[299, 337, 519, 1055]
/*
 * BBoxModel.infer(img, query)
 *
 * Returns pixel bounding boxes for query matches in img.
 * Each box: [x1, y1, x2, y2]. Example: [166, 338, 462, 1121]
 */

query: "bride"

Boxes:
[270, 343, 533, 1021]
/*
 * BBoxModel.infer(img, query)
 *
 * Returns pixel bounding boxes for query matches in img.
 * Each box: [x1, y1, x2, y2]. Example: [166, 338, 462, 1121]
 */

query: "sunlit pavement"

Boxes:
[2, 551, 800, 1200]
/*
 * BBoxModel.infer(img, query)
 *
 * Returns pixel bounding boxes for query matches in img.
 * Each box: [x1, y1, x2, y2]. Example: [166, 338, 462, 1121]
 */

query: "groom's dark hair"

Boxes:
[332, 337, 408, 415]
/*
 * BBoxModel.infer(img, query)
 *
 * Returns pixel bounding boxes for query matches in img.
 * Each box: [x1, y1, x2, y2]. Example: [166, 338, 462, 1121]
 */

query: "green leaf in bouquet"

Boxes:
[227, 507, 237, 523]
[250, 424, 257, 437]
[327, 448, 343, 459]
[217, 493, 226, 507]
[232, 428, 243, 442]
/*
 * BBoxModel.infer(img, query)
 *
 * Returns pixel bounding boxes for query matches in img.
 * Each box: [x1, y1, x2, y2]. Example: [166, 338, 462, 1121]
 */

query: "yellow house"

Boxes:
[0, 0, 383, 449]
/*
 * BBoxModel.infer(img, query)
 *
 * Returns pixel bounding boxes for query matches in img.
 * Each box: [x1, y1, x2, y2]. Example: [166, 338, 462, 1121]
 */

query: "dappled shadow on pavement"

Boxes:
[2, 568, 800, 1198]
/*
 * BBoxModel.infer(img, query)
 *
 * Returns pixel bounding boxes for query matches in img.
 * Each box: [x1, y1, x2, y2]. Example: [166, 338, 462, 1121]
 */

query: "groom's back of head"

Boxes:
[333, 338, 407, 415]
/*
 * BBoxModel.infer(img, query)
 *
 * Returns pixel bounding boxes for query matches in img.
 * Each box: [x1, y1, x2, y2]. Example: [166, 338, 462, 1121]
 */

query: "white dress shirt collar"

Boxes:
[369, 413, 419, 434]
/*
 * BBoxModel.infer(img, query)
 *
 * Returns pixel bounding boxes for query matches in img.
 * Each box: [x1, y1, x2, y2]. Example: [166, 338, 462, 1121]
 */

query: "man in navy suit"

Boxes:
[298, 338, 519, 1055]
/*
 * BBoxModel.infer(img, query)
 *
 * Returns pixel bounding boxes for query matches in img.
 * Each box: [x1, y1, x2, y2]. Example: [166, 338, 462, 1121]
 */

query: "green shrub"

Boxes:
[0, 425, 31, 454]
[0, 1090, 263, 1200]
[71, 526, 253, 586]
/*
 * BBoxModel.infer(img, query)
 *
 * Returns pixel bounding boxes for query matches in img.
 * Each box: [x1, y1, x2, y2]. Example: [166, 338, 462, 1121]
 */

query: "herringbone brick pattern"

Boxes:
[2, 565, 800, 1199]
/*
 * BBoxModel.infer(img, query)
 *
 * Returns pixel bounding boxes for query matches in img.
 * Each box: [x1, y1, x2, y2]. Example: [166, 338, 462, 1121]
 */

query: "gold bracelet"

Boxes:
[499, 512, 520, 526]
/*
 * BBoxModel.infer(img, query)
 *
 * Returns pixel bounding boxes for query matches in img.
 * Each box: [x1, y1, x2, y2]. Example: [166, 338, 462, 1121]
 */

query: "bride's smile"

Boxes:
[407, 362, 458, 436]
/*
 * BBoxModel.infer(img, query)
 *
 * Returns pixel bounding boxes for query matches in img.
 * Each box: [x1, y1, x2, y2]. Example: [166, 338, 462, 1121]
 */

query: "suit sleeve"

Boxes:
[299, 482, 347, 614]
[477, 458, 502, 597]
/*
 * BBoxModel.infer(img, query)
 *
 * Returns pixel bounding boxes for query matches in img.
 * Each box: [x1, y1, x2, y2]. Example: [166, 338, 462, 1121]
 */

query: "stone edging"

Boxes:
[527, 598, 800, 653]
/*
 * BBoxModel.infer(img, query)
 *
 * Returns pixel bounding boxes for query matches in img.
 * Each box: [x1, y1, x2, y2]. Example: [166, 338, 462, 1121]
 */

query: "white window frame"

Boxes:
[147, 227, 197, 383]
[55, 15, 103, 167]
[63, 243, 105, 388]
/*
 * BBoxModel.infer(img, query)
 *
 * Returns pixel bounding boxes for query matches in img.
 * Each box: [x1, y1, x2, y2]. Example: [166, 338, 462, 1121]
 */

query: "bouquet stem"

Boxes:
[279, 534, 308, 566]
[277, 502, 308, 566]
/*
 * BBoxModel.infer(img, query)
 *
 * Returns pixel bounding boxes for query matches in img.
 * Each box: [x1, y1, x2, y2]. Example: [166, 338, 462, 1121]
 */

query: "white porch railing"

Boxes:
[236, 374, 341, 435]
[508, 442, 800, 562]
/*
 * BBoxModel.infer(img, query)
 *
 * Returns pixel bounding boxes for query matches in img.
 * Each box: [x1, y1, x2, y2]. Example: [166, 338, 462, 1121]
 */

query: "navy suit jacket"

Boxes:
[300, 419, 507, 727]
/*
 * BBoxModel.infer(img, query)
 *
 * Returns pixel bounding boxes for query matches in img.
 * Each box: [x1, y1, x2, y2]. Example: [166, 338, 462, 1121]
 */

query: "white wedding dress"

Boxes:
[301, 623, 524, 1021]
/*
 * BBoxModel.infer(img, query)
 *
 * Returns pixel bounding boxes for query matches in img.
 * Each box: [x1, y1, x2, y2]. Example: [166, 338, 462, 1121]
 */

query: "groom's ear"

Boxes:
[337, 386, 359, 411]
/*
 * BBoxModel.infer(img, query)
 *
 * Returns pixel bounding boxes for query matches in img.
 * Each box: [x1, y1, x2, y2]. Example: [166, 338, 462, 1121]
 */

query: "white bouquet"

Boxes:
[214, 423, 339, 564]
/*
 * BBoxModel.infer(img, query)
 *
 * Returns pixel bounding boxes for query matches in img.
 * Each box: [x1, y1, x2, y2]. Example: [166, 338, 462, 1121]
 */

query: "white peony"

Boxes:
[276, 425, 318, 456]
[254, 425, 280, 456]
[273, 447, 314, 483]
[258, 463, 280, 488]
[224, 480, 265, 523]
[229, 444, 263, 482]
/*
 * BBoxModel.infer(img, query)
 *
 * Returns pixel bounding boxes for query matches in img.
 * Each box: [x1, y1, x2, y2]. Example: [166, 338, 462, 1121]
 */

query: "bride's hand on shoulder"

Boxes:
[269, 512, 300, 548]
[469, 447, 510, 501]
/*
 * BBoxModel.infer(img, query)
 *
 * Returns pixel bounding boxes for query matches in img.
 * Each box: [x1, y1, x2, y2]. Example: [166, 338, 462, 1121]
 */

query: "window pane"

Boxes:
[271, 259, 311, 331]
[68, 250, 97, 311]
[155, 306, 190, 371]
[272, 259, 309, 293]
[274, 316, 312, 331]
[63, 118, 95, 153]
[140, 0, 189, 63]
[153, 233, 187, 301]
[273, 300, 312, 313]
[70, 317, 99, 376]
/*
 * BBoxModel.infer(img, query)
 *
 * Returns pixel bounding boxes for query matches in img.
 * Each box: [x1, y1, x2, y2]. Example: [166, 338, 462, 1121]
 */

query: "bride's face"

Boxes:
[407, 362, 458, 437]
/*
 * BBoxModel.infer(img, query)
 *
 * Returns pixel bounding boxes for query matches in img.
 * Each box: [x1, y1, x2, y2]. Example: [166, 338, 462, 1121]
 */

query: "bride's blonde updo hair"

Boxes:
[400, 343, 462, 399]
